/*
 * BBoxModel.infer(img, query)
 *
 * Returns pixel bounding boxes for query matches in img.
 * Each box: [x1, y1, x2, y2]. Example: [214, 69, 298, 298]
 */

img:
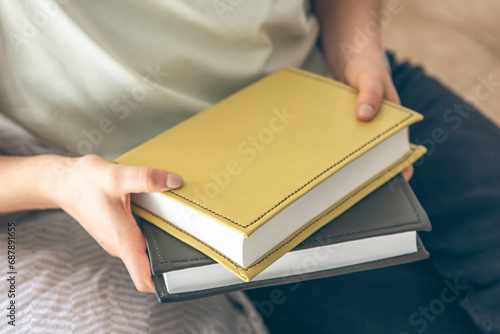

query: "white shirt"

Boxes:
[0, 0, 327, 160]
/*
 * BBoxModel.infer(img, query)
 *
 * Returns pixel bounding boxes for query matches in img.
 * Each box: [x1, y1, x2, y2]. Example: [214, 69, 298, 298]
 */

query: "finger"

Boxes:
[402, 165, 414, 181]
[383, 79, 401, 105]
[119, 224, 155, 293]
[355, 73, 384, 122]
[111, 165, 183, 194]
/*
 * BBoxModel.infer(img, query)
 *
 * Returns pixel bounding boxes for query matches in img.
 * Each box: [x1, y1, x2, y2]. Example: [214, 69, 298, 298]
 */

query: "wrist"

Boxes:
[37, 154, 75, 210]
[328, 41, 384, 68]
[325, 45, 385, 85]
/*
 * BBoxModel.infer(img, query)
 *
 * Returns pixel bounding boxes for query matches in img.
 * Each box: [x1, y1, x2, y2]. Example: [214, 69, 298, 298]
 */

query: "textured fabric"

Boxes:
[0, 114, 269, 334]
[0, 0, 319, 160]
[247, 52, 500, 334]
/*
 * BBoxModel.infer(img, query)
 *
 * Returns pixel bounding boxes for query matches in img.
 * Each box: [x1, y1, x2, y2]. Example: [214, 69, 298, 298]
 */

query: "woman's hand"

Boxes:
[43, 154, 183, 293]
[328, 49, 414, 181]
[329, 50, 400, 121]
[313, 0, 413, 181]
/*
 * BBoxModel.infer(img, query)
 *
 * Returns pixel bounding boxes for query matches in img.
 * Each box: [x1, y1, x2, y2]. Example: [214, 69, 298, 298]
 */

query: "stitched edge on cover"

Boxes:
[147, 176, 422, 265]
[135, 146, 424, 273]
[167, 68, 415, 228]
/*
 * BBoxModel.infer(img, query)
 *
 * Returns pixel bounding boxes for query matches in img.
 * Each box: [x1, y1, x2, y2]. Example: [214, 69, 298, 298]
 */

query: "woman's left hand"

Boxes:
[312, 0, 414, 181]
[327, 49, 414, 181]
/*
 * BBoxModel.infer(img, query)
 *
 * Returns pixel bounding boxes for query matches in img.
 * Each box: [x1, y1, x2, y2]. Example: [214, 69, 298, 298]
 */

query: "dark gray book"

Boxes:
[138, 175, 431, 303]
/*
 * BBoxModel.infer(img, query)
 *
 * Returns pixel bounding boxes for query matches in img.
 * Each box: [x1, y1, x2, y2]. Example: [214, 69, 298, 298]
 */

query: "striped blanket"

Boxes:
[0, 113, 268, 334]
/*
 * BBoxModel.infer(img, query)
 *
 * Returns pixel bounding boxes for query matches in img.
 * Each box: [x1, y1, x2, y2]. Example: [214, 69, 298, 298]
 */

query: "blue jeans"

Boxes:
[246, 52, 500, 334]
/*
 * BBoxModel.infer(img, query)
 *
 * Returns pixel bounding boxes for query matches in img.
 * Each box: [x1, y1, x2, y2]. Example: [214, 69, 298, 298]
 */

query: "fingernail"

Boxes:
[358, 104, 375, 120]
[167, 173, 183, 189]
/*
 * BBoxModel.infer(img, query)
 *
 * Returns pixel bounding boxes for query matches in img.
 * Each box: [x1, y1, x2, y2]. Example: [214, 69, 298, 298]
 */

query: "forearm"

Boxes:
[0, 155, 63, 213]
[313, 0, 384, 72]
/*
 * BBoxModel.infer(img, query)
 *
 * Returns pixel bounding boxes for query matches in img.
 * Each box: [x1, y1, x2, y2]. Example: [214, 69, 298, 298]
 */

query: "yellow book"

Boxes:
[115, 67, 426, 282]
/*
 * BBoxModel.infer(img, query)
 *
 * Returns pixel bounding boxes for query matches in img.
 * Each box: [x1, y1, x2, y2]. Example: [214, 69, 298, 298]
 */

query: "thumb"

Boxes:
[355, 73, 384, 122]
[113, 165, 183, 194]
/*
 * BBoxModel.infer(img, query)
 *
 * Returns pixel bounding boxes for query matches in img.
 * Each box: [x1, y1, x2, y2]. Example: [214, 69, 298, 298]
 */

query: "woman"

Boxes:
[1, 1, 499, 333]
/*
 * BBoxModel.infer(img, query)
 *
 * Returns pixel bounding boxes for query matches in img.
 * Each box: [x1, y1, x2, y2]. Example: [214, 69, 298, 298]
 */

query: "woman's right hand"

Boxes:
[40, 154, 183, 293]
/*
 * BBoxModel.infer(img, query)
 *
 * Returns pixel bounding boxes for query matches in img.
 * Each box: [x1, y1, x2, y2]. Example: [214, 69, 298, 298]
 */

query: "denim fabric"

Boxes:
[246, 52, 500, 334]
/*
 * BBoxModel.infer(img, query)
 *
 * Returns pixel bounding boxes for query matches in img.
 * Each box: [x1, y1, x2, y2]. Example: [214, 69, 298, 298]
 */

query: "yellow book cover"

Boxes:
[115, 67, 426, 281]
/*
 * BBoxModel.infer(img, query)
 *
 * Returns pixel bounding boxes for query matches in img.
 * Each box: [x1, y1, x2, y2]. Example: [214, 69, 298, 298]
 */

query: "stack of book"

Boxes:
[115, 67, 431, 303]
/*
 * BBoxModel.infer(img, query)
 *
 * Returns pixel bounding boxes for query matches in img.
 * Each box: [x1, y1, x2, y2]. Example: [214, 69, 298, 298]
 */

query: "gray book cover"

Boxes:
[139, 175, 431, 303]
